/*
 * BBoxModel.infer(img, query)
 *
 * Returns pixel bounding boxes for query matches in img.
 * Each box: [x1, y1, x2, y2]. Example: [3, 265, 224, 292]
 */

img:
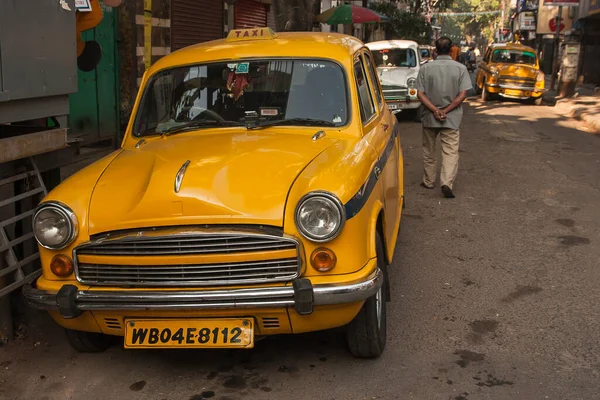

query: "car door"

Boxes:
[356, 51, 400, 257]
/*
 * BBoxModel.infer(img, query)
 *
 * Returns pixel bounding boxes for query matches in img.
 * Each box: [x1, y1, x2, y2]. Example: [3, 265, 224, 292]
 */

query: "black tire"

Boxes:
[475, 80, 482, 95]
[65, 329, 111, 353]
[412, 107, 422, 122]
[346, 232, 388, 358]
[481, 81, 490, 102]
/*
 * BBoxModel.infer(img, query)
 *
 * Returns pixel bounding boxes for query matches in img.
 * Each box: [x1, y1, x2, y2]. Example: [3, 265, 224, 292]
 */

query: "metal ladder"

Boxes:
[0, 157, 47, 297]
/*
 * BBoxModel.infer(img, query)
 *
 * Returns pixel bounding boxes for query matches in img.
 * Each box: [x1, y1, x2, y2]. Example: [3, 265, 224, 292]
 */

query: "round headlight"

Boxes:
[33, 202, 78, 250]
[536, 72, 545, 82]
[407, 77, 417, 89]
[295, 192, 345, 242]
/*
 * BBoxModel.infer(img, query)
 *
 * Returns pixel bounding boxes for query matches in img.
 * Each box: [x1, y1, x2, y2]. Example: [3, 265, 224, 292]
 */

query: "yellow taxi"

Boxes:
[24, 28, 404, 358]
[476, 42, 545, 105]
[419, 45, 434, 62]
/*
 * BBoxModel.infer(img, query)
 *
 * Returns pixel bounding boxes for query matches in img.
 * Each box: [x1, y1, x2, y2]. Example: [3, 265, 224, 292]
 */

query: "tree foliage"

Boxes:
[369, 2, 433, 44]
[438, 0, 505, 42]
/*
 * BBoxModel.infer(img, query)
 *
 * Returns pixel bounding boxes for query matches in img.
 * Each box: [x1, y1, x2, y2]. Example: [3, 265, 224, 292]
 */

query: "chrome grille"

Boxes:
[498, 76, 536, 86]
[383, 85, 408, 100]
[76, 235, 296, 256]
[74, 230, 301, 287]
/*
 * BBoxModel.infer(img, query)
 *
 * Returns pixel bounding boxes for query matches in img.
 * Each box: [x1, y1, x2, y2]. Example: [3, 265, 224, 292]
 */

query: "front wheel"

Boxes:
[346, 232, 388, 358]
[532, 96, 543, 106]
[65, 329, 111, 353]
[412, 107, 422, 122]
[481, 82, 490, 102]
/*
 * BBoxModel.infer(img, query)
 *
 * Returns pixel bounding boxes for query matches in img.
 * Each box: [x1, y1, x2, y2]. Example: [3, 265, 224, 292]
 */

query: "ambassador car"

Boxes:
[24, 28, 404, 358]
[366, 40, 423, 121]
[476, 42, 545, 105]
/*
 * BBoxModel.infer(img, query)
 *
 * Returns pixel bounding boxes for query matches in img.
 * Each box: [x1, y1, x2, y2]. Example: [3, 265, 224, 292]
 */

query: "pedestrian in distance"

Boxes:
[450, 43, 461, 61]
[415, 36, 472, 199]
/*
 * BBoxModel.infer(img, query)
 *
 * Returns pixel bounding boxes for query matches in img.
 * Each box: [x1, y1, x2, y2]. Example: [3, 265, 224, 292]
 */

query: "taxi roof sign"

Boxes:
[226, 27, 277, 42]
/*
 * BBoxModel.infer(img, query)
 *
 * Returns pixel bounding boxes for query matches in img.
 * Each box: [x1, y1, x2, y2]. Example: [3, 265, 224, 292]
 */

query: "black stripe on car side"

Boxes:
[344, 124, 399, 220]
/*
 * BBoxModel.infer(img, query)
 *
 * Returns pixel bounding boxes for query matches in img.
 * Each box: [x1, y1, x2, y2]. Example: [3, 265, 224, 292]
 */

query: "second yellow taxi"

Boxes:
[476, 42, 545, 105]
[24, 28, 404, 358]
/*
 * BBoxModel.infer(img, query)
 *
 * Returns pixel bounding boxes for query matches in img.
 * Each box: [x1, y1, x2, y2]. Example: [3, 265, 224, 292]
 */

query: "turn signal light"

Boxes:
[50, 254, 74, 277]
[310, 248, 337, 272]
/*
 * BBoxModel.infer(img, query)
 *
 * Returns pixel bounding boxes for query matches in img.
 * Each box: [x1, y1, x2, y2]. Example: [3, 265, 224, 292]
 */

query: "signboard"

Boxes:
[75, 0, 92, 11]
[518, 0, 539, 11]
[519, 12, 537, 30]
[543, 0, 579, 7]
[536, 5, 573, 33]
[590, 0, 600, 15]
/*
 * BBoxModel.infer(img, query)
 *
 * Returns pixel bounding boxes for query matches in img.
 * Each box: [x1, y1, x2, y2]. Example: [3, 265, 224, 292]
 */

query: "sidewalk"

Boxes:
[543, 78, 600, 134]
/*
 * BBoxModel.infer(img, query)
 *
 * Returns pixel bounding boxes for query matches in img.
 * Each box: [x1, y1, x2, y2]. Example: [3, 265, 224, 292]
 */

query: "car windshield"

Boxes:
[371, 48, 417, 68]
[420, 48, 430, 58]
[491, 49, 537, 65]
[134, 59, 348, 136]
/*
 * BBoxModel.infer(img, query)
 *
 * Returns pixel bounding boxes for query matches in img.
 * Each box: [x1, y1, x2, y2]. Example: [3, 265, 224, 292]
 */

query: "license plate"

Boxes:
[504, 89, 524, 97]
[124, 318, 254, 349]
[388, 103, 403, 110]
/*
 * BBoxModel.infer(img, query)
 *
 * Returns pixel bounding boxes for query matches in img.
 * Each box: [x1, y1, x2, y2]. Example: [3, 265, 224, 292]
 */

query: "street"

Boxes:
[2, 98, 600, 400]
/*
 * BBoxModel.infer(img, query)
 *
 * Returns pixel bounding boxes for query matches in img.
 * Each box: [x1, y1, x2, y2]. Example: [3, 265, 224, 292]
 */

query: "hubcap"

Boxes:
[375, 286, 383, 329]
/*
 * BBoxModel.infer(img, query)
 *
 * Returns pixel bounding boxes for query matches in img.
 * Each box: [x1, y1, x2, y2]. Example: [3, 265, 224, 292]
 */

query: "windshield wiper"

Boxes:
[249, 118, 337, 130]
[159, 120, 244, 136]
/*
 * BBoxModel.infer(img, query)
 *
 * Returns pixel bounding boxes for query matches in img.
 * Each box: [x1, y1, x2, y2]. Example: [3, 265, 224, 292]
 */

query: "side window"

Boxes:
[354, 58, 376, 123]
[364, 53, 384, 108]
[484, 49, 491, 63]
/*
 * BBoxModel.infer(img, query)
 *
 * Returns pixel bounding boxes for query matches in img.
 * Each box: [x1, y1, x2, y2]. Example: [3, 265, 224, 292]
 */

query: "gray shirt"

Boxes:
[416, 55, 472, 129]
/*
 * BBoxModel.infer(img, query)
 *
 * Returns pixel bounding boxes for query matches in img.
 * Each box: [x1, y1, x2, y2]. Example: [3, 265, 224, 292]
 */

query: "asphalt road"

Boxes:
[2, 98, 600, 400]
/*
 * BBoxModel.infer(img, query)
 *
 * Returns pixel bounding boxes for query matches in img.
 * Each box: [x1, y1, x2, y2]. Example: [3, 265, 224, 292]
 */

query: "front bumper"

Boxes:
[387, 99, 421, 110]
[486, 82, 546, 97]
[23, 268, 383, 319]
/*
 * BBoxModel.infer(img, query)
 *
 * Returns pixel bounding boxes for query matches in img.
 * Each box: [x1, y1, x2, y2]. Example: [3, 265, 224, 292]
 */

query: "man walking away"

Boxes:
[416, 37, 472, 199]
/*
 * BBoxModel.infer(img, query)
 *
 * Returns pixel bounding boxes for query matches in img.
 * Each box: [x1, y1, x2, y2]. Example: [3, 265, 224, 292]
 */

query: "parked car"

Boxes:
[24, 28, 404, 358]
[367, 40, 423, 121]
[476, 42, 545, 105]
[419, 45, 434, 62]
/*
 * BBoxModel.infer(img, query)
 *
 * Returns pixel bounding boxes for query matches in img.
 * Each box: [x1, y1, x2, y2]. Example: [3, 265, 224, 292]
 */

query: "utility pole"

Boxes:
[500, 0, 505, 33]
[550, 5, 562, 91]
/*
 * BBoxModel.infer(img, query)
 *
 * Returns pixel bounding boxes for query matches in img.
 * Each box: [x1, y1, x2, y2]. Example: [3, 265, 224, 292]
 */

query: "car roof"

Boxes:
[149, 31, 365, 74]
[366, 40, 419, 50]
[489, 42, 536, 53]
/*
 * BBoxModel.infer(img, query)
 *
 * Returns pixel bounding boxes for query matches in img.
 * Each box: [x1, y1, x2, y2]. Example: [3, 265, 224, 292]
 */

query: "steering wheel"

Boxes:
[191, 108, 226, 122]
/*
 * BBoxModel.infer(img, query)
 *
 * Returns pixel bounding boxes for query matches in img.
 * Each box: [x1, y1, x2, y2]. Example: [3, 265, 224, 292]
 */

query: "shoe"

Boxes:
[441, 185, 455, 198]
[420, 182, 434, 189]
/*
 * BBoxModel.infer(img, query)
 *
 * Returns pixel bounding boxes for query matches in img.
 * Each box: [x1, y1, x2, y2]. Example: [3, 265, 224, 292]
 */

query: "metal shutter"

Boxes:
[234, 0, 267, 29]
[171, 0, 224, 51]
[266, 6, 276, 31]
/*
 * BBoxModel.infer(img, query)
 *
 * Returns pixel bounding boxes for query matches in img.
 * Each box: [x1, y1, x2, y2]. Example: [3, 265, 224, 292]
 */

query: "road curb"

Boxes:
[543, 95, 600, 133]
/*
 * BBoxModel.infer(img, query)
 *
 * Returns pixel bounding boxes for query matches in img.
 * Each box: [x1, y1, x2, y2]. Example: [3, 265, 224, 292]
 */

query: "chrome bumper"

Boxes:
[486, 83, 546, 92]
[23, 269, 383, 318]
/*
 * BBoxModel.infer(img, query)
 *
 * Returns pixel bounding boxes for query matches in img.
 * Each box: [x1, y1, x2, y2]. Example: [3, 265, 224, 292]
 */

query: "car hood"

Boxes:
[494, 64, 538, 77]
[377, 67, 418, 87]
[87, 131, 338, 235]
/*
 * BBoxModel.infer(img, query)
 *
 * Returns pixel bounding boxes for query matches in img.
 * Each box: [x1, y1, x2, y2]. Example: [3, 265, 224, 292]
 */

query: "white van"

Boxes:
[366, 40, 423, 120]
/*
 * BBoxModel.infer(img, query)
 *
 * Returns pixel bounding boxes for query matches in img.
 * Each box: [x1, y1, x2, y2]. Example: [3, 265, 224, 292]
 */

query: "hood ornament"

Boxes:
[174, 160, 191, 193]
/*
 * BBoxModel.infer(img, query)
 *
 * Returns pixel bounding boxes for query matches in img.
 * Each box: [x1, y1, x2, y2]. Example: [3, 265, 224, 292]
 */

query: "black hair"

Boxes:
[436, 37, 452, 55]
